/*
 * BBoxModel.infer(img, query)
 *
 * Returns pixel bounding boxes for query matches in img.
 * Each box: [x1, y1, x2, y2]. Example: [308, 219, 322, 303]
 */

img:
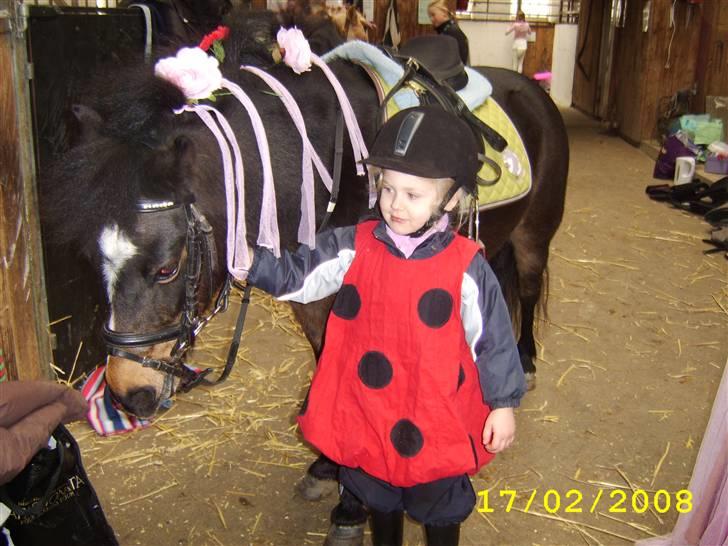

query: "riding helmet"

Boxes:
[363, 105, 480, 195]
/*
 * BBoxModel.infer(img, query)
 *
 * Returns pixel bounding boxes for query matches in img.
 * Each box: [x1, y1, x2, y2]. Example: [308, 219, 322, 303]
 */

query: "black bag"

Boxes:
[0, 425, 118, 546]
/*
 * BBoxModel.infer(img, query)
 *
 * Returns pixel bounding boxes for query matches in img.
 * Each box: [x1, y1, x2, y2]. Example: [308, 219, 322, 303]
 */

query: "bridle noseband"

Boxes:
[102, 197, 249, 395]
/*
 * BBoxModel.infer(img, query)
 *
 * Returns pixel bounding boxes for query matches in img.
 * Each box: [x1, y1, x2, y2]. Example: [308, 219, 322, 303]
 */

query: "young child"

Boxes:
[505, 10, 532, 73]
[246, 106, 526, 546]
[427, 0, 469, 65]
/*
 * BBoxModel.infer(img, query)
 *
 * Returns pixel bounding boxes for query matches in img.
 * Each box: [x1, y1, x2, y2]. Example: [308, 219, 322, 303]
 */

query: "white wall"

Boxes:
[460, 21, 516, 69]
[551, 24, 578, 107]
[459, 21, 578, 107]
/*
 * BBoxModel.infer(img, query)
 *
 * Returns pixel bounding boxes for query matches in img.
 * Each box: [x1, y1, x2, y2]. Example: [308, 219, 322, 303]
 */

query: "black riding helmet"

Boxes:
[363, 105, 480, 235]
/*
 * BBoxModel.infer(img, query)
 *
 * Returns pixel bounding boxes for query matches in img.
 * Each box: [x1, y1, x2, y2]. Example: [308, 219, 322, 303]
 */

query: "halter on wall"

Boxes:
[101, 197, 250, 394]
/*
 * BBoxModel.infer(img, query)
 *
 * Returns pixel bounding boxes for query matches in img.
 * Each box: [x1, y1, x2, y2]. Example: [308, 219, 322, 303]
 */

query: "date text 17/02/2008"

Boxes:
[477, 488, 693, 515]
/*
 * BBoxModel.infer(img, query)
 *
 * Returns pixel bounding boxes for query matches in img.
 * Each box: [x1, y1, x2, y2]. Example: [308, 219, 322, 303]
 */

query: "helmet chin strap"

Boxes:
[406, 184, 461, 238]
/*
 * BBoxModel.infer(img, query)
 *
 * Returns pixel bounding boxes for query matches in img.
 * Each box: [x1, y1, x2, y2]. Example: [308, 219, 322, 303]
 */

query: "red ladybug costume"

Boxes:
[298, 221, 494, 487]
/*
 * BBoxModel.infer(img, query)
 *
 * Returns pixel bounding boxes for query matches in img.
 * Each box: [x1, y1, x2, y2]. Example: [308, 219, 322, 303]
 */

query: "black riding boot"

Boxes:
[369, 509, 404, 546]
[424, 522, 460, 546]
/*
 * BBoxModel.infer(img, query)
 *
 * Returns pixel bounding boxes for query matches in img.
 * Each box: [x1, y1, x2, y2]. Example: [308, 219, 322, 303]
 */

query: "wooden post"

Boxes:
[0, 0, 53, 380]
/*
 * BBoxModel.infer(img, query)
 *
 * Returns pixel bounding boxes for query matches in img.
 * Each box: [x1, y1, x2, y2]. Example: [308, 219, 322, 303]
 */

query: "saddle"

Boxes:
[396, 35, 468, 92]
[381, 35, 508, 186]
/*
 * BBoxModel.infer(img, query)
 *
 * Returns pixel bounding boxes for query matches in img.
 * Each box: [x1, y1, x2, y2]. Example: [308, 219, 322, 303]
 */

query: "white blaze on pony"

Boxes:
[99, 224, 138, 323]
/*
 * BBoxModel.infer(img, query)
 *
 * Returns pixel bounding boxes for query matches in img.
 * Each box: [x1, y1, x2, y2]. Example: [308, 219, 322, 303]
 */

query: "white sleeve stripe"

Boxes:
[461, 272, 483, 360]
[278, 249, 356, 303]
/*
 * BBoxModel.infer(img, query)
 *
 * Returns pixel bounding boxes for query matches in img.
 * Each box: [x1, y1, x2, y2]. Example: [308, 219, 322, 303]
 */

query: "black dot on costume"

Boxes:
[358, 351, 393, 389]
[457, 365, 466, 391]
[417, 289, 453, 328]
[390, 419, 424, 458]
[332, 284, 361, 320]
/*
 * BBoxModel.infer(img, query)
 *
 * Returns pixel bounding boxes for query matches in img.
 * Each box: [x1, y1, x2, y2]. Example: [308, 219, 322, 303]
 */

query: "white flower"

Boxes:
[154, 47, 223, 101]
[276, 27, 312, 75]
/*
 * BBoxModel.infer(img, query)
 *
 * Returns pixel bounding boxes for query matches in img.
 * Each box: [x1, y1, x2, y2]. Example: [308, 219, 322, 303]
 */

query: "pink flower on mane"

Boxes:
[277, 27, 312, 75]
[154, 47, 223, 101]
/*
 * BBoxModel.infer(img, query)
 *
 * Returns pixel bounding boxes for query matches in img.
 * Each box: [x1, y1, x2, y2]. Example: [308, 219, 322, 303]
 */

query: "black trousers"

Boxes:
[339, 467, 476, 525]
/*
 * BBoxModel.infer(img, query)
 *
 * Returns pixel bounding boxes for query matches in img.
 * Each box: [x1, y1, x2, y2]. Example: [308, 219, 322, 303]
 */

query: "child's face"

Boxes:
[428, 7, 449, 26]
[379, 169, 445, 235]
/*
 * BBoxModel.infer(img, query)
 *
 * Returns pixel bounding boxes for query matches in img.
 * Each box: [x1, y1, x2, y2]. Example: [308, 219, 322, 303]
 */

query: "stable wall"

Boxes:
[461, 21, 577, 107]
[574, 0, 710, 144]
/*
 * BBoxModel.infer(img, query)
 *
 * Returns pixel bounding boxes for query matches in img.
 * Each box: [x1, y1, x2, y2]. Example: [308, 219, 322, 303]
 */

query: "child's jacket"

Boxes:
[248, 220, 525, 486]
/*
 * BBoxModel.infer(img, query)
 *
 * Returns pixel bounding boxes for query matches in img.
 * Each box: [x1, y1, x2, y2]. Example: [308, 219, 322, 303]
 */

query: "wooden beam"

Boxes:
[0, 0, 53, 381]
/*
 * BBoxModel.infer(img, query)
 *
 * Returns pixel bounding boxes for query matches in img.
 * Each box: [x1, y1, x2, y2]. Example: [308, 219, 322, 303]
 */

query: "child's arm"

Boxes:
[461, 253, 526, 451]
[247, 225, 357, 303]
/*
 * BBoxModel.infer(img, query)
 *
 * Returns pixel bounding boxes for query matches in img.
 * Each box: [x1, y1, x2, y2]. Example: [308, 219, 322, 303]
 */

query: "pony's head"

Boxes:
[45, 70, 228, 417]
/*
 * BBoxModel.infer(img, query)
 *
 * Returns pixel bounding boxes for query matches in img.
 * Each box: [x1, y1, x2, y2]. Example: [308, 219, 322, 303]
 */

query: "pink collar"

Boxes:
[385, 215, 449, 258]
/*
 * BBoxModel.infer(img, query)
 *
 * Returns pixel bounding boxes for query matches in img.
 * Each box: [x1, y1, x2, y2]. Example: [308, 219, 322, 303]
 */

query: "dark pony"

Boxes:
[43, 18, 567, 529]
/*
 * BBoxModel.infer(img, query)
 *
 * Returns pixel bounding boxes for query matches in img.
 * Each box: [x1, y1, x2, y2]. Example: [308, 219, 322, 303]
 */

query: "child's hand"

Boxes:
[482, 407, 516, 453]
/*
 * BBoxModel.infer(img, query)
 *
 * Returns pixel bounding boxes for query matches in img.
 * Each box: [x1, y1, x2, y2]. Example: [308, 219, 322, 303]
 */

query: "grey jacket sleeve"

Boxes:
[247, 226, 357, 303]
[461, 254, 526, 409]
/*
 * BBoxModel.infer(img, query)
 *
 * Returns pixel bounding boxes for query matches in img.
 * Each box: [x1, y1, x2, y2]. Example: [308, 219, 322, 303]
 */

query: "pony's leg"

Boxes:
[289, 296, 336, 359]
[510, 226, 550, 390]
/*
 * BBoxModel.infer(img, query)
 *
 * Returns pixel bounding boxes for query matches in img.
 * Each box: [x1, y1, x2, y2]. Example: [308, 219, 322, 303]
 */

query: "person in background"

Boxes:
[505, 9, 531, 73]
[427, 0, 469, 65]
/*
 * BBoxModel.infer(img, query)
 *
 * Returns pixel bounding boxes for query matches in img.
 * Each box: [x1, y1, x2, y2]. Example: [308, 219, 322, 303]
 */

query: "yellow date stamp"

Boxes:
[477, 488, 693, 514]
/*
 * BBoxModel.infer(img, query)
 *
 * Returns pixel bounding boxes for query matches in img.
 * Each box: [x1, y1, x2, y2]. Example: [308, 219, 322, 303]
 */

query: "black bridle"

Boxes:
[101, 197, 250, 395]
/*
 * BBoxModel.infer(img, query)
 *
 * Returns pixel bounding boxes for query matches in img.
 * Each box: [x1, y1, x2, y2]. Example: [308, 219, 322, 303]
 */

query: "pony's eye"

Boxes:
[155, 264, 180, 284]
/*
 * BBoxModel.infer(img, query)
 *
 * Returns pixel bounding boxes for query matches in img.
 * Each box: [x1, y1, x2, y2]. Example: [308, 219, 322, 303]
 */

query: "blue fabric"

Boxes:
[322, 41, 492, 111]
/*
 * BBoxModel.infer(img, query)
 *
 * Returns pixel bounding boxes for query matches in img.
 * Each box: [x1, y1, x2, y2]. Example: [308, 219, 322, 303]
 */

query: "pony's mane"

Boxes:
[41, 8, 309, 257]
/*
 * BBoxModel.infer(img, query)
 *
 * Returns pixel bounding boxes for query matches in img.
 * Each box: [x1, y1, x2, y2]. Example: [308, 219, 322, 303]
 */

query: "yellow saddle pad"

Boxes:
[362, 65, 532, 211]
[471, 98, 532, 211]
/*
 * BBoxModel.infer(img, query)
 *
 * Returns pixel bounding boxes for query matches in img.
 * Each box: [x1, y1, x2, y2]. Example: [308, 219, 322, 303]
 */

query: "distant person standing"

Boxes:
[428, 0, 469, 65]
[505, 10, 531, 73]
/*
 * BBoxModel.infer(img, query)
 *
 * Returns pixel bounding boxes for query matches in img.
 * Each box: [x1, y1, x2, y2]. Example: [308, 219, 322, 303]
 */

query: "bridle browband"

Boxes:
[101, 196, 250, 395]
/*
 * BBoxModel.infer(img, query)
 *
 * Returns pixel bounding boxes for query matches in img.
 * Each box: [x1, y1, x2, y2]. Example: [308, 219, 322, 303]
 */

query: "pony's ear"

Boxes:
[70, 104, 103, 144]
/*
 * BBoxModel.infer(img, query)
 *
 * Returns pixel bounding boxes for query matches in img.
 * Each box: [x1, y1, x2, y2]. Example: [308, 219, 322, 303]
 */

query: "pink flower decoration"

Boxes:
[276, 27, 312, 75]
[154, 47, 223, 101]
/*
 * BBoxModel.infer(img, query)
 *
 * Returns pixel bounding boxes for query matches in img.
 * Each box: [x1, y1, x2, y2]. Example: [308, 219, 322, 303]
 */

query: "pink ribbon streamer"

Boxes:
[311, 54, 377, 207]
[222, 77, 281, 258]
[240, 65, 334, 249]
[178, 104, 251, 279]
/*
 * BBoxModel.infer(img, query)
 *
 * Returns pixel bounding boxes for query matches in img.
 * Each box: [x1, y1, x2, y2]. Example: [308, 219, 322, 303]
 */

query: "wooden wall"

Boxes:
[572, 0, 606, 116]
[0, 1, 53, 381]
[372, 0, 440, 43]
[695, 0, 728, 113]
[575, 0, 714, 144]
[523, 23, 554, 77]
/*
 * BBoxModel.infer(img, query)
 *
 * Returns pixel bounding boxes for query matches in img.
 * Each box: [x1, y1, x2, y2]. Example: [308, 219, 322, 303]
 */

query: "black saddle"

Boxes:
[380, 35, 507, 186]
[397, 35, 468, 91]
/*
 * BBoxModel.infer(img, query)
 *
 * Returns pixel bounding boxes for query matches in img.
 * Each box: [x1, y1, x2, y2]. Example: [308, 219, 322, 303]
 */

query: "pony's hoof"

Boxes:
[295, 473, 338, 501]
[323, 523, 365, 546]
[525, 372, 536, 391]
